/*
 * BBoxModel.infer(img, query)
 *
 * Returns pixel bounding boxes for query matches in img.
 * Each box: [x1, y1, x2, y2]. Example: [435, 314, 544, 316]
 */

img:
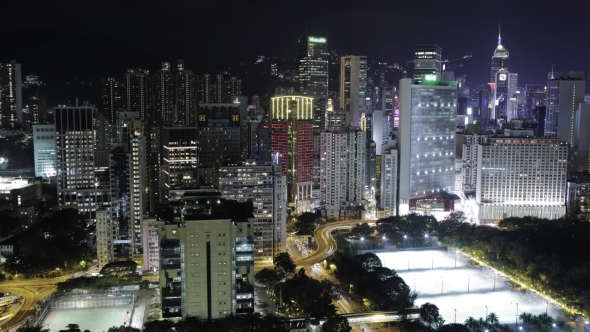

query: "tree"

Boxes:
[17, 327, 49, 332]
[485, 312, 500, 327]
[419, 302, 445, 329]
[143, 319, 175, 332]
[254, 268, 283, 287]
[438, 324, 470, 332]
[321, 316, 352, 332]
[274, 253, 296, 274]
[140, 280, 150, 289]
[351, 223, 373, 237]
[107, 327, 141, 332]
[100, 261, 139, 279]
[294, 212, 324, 235]
[59, 324, 81, 332]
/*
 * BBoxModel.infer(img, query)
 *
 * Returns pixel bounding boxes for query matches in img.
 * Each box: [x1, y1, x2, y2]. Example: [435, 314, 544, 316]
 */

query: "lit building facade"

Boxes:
[0, 61, 22, 129]
[162, 127, 198, 204]
[55, 107, 110, 220]
[461, 129, 488, 194]
[491, 28, 509, 82]
[155, 62, 175, 125]
[142, 218, 160, 272]
[218, 162, 287, 268]
[398, 77, 457, 215]
[476, 137, 567, 222]
[544, 71, 586, 146]
[122, 68, 153, 122]
[96, 208, 114, 269]
[298, 36, 328, 100]
[158, 198, 255, 320]
[380, 139, 398, 218]
[413, 45, 442, 83]
[493, 70, 518, 121]
[270, 96, 314, 212]
[339, 55, 367, 127]
[33, 124, 57, 178]
[175, 60, 197, 126]
[524, 84, 545, 118]
[320, 127, 366, 219]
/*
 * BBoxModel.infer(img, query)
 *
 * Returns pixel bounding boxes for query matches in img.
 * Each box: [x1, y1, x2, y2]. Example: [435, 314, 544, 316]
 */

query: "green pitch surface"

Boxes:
[44, 307, 131, 332]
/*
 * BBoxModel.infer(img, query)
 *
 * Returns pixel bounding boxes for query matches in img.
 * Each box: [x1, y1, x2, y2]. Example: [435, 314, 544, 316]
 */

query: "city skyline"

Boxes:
[1, 0, 589, 89]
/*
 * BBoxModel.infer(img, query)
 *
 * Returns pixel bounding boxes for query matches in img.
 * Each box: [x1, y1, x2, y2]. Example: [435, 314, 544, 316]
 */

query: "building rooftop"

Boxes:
[0, 178, 34, 192]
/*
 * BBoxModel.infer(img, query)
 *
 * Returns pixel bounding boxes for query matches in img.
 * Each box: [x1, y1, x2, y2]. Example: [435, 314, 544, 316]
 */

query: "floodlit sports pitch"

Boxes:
[376, 250, 560, 325]
[44, 307, 130, 332]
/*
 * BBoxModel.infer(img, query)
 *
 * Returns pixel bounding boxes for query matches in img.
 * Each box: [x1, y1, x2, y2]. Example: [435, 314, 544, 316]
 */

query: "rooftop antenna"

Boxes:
[551, 64, 555, 79]
[498, 23, 502, 45]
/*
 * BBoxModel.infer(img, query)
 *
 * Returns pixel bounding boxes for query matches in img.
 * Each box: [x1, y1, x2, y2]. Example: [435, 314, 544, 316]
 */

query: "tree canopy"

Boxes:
[321, 316, 351, 332]
[293, 212, 325, 235]
[273, 252, 296, 274]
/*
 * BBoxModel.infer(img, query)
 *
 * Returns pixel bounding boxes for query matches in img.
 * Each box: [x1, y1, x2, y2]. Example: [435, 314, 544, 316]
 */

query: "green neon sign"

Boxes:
[424, 74, 437, 81]
[308, 36, 326, 43]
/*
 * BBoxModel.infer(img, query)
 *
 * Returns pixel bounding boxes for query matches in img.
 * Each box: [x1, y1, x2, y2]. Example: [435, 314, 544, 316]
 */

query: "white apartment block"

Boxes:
[218, 162, 287, 268]
[142, 218, 160, 272]
[96, 208, 114, 269]
[380, 139, 398, 217]
[320, 127, 366, 219]
[462, 132, 489, 193]
[476, 137, 568, 222]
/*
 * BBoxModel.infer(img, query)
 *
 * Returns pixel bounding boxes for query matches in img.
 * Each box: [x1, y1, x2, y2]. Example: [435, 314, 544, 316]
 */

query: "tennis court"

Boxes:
[44, 307, 131, 332]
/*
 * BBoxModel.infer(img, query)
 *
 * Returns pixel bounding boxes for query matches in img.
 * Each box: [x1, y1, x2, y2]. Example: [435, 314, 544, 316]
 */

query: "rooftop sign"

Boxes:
[308, 36, 326, 43]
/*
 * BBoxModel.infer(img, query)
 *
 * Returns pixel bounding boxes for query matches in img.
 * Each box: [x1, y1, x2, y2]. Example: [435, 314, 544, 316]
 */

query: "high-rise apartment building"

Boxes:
[491, 28, 509, 82]
[55, 106, 110, 220]
[162, 127, 198, 204]
[33, 124, 57, 178]
[155, 62, 175, 125]
[0, 61, 22, 128]
[398, 77, 457, 215]
[380, 138, 398, 217]
[339, 56, 367, 127]
[142, 218, 160, 272]
[218, 161, 287, 268]
[575, 103, 590, 172]
[158, 197, 255, 320]
[270, 96, 314, 212]
[96, 208, 114, 269]
[476, 137, 567, 222]
[544, 71, 586, 146]
[122, 68, 153, 122]
[298, 35, 329, 100]
[199, 74, 241, 104]
[461, 125, 487, 194]
[320, 127, 366, 219]
[493, 70, 518, 121]
[101, 77, 122, 126]
[413, 45, 442, 83]
[175, 60, 197, 126]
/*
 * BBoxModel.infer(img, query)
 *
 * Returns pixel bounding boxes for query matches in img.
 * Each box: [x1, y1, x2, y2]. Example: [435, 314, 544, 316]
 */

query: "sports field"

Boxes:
[44, 307, 131, 332]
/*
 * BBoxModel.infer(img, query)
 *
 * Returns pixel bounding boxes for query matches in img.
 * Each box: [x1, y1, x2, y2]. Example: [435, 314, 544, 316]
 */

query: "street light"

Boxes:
[516, 303, 519, 325]
[413, 278, 416, 291]
[454, 308, 457, 323]
[485, 306, 488, 317]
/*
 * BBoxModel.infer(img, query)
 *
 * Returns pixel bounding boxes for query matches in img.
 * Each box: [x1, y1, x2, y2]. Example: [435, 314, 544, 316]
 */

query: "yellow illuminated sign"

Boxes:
[198, 114, 206, 122]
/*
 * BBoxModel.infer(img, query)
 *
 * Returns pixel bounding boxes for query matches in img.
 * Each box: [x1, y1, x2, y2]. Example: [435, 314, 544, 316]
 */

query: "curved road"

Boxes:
[294, 219, 366, 268]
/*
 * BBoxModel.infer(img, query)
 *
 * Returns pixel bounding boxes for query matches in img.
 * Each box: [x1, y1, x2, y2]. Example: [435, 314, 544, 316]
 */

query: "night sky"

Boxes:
[1, 0, 588, 91]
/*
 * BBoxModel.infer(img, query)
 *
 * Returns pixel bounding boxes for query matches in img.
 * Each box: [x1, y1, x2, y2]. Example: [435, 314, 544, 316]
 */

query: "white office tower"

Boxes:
[96, 208, 114, 269]
[476, 137, 568, 223]
[340, 56, 367, 127]
[575, 103, 590, 172]
[398, 77, 457, 215]
[218, 162, 287, 269]
[55, 106, 109, 220]
[493, 70, 518, 121]
[33, 124, 57, 177]
[320, 127, 366, 219]
[142, 218, 160, 272]
[380, 138, 398, 218]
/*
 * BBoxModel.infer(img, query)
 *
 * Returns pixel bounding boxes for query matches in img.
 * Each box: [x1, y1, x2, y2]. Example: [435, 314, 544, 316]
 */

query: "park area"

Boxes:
[376, 249, 560, 325]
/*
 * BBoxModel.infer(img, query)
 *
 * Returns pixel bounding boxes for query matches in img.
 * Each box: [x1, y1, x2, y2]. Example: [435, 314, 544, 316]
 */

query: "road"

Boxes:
[294, 220, 364, 268]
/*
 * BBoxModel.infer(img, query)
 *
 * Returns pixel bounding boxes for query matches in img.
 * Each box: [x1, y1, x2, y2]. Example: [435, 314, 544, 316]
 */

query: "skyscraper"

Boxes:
[380, 138, 398, 217]
[155, 62, 175, 124]
[28, 92, 47, 125]
[413, 45, 442, 83]
[197, 103, 242, 171]
[162, 127, 198, 204]
[398, 77, 457, 215]
[0, 61, 22, 129]
[175, 60, 197, 126]
[339, 56, 368, 127]
[55, 106, 110, 220]
[101, 77, 122, 126]
[33, 124, 57, 178]
[122, 68, 153, 122]
[524, 84, 546, 118]
[493, 70, 518, 121]
[270, 96, 314, 212]
[491, 26, 509, 83]
[320, 127, 366, 219]
[298, 35, 329, 100]
[544, 71, 586, 146]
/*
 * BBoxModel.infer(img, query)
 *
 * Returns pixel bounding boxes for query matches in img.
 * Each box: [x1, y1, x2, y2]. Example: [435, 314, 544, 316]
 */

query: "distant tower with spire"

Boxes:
[491, 23, 509, 82]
